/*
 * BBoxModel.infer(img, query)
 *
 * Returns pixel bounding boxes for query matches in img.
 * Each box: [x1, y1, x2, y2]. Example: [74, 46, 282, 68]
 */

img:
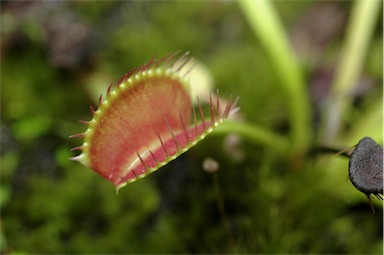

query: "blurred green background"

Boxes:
[1, 1, 382, 254]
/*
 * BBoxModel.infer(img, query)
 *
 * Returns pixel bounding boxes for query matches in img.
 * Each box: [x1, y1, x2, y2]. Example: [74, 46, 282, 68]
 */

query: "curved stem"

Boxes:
[213, 120, 290, 153]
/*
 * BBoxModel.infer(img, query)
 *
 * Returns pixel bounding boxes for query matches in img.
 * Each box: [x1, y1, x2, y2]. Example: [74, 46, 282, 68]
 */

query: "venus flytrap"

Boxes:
[70, 52, 238, 192]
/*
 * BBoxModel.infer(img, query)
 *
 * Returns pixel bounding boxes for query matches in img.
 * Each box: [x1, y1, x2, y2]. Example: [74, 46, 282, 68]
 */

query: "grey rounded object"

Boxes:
[349, 137, 383, 196]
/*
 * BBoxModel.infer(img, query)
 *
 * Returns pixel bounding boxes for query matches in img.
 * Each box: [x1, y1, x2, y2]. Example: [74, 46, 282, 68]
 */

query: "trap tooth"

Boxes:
[79, 120, 90, 125]
[71, 146, 83, 151]
[69, 133, 85, 139]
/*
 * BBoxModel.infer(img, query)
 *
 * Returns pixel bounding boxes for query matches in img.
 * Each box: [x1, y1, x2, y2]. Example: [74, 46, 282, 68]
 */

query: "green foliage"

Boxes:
[1, 1, 382, 254]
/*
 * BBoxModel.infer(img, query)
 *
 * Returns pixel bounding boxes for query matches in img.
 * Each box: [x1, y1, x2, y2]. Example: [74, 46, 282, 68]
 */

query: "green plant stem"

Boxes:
[237, 0, 311, 153]
[323, 0, 381, 143]
[214, 120, 289, 153]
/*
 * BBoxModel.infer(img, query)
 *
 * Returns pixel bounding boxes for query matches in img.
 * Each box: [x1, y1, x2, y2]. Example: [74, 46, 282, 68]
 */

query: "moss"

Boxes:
[1, 1, 382, 254]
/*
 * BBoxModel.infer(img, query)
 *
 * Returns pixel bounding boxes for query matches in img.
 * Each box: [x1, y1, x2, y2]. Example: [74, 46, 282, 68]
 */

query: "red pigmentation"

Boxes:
[70, 52, 238, 192]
